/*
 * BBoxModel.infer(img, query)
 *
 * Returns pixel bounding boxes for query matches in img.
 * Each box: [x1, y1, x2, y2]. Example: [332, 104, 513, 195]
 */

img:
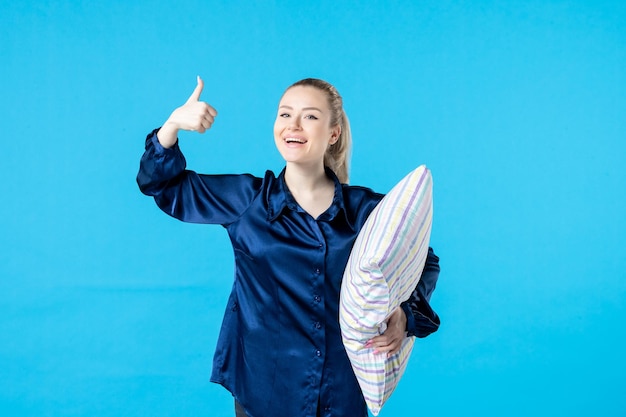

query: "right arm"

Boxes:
[136, 78, 261, 225]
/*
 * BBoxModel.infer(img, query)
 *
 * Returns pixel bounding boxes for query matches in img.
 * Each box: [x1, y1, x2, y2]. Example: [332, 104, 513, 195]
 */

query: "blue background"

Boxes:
[1, 1, 625, 416]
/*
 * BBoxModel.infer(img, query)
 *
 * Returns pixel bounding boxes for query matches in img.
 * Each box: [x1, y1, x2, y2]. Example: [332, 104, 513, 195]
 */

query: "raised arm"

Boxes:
[136, 78, 262, 225]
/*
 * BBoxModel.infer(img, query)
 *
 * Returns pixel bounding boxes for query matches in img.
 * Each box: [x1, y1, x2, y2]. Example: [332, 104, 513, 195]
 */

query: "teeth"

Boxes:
[285, 137, 305, 143]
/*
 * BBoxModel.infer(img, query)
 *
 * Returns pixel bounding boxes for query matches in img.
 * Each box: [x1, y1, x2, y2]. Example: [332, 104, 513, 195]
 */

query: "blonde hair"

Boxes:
[287, 78, 352, 184]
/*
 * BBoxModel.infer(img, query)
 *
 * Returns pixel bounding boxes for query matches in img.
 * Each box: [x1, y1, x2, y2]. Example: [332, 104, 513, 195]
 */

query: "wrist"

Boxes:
[401, 303, 416, 336]
[157, 121, 179, 148]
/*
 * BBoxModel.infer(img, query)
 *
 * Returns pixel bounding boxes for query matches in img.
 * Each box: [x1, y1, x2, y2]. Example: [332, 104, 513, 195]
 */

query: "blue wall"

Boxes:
[1, 1, 624, 416]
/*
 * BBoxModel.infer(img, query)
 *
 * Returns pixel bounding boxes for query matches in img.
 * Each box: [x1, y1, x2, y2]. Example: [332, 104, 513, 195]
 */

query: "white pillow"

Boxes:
[340, 165, 433, 415]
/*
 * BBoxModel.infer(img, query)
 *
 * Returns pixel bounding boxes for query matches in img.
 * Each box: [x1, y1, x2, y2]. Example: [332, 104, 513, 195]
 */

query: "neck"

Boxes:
[284, 163, 331, 193]
[283, 163, 336, 219]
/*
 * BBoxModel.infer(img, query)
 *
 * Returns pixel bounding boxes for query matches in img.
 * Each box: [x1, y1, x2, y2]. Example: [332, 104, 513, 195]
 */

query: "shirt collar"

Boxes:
[266, 167, 355, 231]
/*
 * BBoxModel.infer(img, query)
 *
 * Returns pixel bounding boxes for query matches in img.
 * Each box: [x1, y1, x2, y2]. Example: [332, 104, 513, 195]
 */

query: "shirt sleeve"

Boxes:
[401, 247, 441, 338]
[136, 129, 263, 225]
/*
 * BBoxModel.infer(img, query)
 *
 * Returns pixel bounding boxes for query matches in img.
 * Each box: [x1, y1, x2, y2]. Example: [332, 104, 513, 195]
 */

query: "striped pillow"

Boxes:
[340, 165, 433, 416]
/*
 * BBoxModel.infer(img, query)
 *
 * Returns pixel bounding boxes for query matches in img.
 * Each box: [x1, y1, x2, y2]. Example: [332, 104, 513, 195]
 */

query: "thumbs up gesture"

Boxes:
[157, 76, 218, 148]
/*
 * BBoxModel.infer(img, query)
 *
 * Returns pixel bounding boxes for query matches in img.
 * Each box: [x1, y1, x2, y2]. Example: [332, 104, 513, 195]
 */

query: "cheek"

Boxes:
[273, 119, 284, 136]
[273, 122, 283, 146]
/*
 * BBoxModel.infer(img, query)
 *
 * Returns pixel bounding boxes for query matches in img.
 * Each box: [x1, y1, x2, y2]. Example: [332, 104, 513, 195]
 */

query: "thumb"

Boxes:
[186, 75, 204, 103]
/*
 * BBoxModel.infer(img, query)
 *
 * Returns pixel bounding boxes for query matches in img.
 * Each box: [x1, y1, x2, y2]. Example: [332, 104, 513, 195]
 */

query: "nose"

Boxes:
[287, 116, 301, 130]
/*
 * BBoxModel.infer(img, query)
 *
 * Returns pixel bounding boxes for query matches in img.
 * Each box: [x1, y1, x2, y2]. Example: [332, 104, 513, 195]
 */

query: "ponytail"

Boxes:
[324, 109, 351, 184]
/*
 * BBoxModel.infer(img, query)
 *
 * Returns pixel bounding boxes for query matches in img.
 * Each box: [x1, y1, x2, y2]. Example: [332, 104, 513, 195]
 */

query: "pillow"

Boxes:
[340, 165, 433, 416]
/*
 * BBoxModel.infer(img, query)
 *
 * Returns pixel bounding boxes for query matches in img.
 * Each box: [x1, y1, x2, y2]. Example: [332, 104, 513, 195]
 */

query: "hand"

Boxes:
[157, 76, 218, 148]
[365, 307, 407, 357]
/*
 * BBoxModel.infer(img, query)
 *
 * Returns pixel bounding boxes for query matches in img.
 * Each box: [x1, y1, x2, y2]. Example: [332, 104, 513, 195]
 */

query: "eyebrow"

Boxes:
[279, 105, 323, 112]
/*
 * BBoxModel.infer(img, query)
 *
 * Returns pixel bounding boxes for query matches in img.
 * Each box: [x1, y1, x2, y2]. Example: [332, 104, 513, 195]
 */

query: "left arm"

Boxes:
[367, 247, 441, 356]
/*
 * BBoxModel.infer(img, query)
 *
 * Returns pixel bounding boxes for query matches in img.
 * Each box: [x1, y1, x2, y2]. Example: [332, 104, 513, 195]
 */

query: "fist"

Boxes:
[166, 76, 218, 134]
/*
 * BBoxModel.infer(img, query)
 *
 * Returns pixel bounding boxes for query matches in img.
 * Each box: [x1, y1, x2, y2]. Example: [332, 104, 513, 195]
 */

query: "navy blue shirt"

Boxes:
[137, 130, 440, 417]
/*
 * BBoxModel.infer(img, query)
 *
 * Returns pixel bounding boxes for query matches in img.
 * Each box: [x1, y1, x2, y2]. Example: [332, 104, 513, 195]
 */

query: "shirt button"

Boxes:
[313, 295, 321, 303]
[318, 243, 323, 248]
[314, 322, 322, 329]
[315, 268, 321, 274]
[315, 349, 322, 357]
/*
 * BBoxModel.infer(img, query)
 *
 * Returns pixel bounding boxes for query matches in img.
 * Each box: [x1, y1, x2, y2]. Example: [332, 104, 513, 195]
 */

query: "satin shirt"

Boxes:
[137, 130, 440, 417]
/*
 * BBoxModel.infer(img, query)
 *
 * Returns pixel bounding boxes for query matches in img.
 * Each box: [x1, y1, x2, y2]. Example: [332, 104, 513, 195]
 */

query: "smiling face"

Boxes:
[274, 85, 341, 171]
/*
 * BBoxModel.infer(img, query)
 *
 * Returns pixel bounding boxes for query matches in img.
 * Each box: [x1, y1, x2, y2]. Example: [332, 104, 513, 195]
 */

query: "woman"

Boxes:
[137, 77, 440, 417]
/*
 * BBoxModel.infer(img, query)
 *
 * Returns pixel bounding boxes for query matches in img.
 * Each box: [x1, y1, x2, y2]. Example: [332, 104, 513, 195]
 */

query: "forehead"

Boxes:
[279, 86, 329, 110]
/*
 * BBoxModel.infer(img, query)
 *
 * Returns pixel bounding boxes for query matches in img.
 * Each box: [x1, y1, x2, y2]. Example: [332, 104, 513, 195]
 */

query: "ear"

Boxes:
[329, 125, 341, 145]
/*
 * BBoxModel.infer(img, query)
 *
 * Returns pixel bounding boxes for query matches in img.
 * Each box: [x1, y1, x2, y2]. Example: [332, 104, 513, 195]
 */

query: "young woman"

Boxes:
[137, 77, 441, 417]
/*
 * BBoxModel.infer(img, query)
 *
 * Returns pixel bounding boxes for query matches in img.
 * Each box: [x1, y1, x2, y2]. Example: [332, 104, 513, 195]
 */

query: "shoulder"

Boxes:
[214, 170, 278, 185]
[341, 184, 384, 202]
[199, 171, 267, 191]
[197, 171, 272, 207]
[209, 170, 281, 200]
[342, 183, 383, 203]
[262, 170, 279, 181]
[341, 183, 384, 228]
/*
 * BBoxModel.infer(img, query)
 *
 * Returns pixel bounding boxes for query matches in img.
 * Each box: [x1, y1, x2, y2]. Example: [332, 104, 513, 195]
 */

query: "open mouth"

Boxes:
[285, 137, 307, 144]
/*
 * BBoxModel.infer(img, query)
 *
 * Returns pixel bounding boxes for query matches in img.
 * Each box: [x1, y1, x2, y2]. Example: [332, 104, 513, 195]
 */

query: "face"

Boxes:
[273, 86, 340, 170]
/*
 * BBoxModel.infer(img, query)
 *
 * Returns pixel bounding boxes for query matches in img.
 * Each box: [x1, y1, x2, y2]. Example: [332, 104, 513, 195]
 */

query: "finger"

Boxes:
[366, 335, 386, 346]
[373, 340, 401, 355]
[191, 114, 212, 133]
[389, 339, 405, 355]
[186, 75, 204, 103]
[201, 113, 215, 126]
[200, 119, 213, 130]
[368, 333, 402, 347]
[197, 101, 217, 118]
[387, 348, 400, 357]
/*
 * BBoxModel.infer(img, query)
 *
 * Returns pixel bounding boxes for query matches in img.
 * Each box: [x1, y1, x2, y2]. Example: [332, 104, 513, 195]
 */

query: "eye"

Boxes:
[279, 113, 290, 118]
[305, 114, 319, 120]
